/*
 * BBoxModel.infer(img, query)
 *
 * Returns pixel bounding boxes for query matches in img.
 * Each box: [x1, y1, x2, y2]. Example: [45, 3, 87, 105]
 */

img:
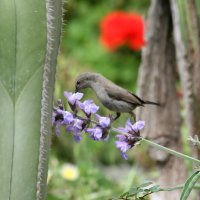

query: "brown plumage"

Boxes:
[75, 72, 159, 120]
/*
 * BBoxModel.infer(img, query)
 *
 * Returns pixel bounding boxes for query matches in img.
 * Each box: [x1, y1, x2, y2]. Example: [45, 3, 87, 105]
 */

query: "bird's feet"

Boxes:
[109, 112, 121, 122]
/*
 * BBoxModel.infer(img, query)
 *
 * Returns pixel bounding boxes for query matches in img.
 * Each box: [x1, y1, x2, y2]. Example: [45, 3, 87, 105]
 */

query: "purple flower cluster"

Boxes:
[85, 114, 111, 141]
[53, 92, 110, 143]
[115, 119, 145, 160]
[52, 91, 144, 160]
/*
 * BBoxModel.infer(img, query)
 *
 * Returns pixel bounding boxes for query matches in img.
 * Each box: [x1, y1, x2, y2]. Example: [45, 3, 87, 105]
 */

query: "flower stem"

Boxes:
[159, 184, 200, 191]
[72, 115, 200, 164]
[141, 138, 200, 165]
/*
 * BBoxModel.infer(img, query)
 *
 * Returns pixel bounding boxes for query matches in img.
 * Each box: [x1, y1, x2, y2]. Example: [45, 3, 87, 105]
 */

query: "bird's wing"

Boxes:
[105, 85, 144, 106]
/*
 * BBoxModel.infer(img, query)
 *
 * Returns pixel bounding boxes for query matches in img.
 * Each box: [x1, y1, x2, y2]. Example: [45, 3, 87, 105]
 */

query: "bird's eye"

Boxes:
[76, 81, 80, 85]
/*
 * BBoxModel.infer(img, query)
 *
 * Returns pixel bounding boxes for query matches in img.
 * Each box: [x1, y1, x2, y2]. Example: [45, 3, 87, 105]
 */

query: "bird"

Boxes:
[75, 72, 160, 121]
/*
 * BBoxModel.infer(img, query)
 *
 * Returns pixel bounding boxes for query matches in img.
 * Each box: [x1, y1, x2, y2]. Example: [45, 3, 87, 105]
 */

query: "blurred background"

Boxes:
[47, 1, 156, 199]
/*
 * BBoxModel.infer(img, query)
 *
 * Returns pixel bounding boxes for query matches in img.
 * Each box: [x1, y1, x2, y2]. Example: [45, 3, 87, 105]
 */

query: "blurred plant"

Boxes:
[110, 178, 200, 200]
[47, 170, 53, 184]
[60, 1, 150, 98]
[110, 181, 165, 200]
[47, 158, 120, 200]
[187, 135, 200, 150]
[60, 163, 79, 181]
[100, 11, 145, 51]
[180, 170, 200, 200]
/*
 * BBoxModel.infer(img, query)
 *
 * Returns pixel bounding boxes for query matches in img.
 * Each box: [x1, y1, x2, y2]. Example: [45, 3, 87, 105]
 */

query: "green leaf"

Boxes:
[0, 0, 62, 200]
[139, 181, 153, 188]
[120, 191, 129, 198]
[180, 171, 200, 200]
[129, 187, 137, 194]
[150, 185, 161, 193]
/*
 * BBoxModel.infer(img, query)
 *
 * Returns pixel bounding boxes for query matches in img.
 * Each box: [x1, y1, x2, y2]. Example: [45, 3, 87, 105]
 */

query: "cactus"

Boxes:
[0, 0, 63, 200]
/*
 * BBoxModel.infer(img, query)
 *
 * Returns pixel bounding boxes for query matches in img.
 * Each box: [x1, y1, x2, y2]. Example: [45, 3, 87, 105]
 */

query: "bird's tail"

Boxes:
[144, 101, 160, 106]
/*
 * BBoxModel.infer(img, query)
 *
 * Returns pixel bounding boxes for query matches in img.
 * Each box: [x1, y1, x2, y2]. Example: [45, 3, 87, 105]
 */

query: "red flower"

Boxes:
[100, 11, 145, 51]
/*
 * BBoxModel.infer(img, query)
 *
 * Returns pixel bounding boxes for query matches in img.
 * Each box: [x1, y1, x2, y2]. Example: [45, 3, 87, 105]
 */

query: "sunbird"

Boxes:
[75, 72, 160, 120]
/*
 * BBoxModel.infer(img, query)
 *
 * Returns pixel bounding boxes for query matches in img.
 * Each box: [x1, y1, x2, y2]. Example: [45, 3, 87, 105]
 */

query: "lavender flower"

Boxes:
[115, 135, 131, 160]
[52, 107, 69, 136]
[57, 109, 74, 125]
[64, 91, 83, 111]
[118, 119, 145, 135]
[85, 126, 103, 141]
[52, 107, 74, 136]
[115, 119, 145, 160]
[53, 91, 146, 161]
[78, 100, 99, 116]
[95, 114, 111, 128]
[55, 122, 62, 137]
[66, 118, 84, 142]
[93, 114, 111, 140]
[52, 108, 64, 126]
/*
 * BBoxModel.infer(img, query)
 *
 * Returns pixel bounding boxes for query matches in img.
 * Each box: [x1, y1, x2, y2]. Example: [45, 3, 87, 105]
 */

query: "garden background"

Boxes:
[1, 0, 200, 200]
[48, 0, 153, 199]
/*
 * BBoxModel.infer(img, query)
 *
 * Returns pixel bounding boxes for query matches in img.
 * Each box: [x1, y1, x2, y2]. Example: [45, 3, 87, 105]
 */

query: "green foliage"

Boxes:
[0, 0, 62, 200]
[110, 178, 200, 200]
[46, 157, 125, 200]
[61, 0, 149, 91]
[180, 171, 200, 200]
[46, 159, 156, 200]
[110, 181, 162, 200]
[0, 1, 46, 199]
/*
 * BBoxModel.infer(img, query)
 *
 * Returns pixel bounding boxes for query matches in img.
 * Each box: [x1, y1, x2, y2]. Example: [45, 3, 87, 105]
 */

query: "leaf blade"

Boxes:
[180, 171, 200, 200]
[0, 0, 47, 199]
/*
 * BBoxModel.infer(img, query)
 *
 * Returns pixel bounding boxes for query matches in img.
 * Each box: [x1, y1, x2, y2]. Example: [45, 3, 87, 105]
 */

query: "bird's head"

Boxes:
[75, 72, 99, 92]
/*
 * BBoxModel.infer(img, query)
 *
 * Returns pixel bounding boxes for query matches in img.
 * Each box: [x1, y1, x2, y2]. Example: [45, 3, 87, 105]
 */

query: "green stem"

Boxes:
[76, 115, 200, 165]
[142, 138, 200, 165]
